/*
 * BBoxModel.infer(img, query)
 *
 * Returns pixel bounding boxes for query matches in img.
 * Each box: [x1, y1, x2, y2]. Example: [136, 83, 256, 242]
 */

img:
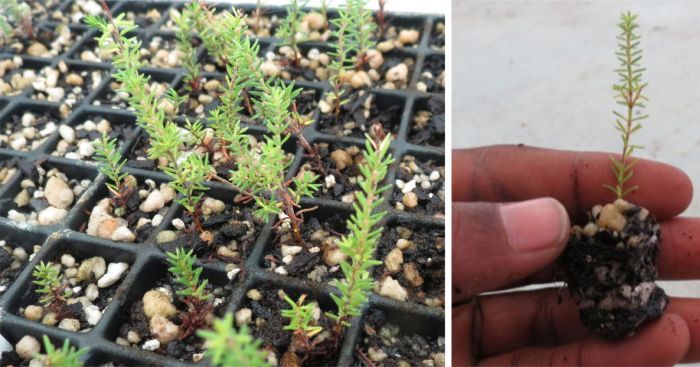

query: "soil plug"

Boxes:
[559, 12, 667, 340]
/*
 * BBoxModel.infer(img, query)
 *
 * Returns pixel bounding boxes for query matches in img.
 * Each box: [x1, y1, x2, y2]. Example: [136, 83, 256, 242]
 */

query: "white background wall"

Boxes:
[453, 0, 700, 327]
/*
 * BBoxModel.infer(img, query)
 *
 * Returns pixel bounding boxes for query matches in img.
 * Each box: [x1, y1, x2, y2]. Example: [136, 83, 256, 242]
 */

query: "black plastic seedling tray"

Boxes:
[0, 1, 445, 366]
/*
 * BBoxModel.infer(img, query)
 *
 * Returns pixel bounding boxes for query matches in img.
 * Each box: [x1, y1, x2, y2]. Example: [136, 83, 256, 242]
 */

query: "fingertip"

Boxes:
[499, 197, 570, 253]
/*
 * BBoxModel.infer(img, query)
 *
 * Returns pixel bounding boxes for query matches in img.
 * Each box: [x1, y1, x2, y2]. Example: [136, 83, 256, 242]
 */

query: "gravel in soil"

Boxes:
[263, 214, 348, 284]
[299, 142, 368, 203]
[116, 272, 234, 362]
[0, 57, 38, 96]
[156, 196, 263, 267]
[51, 115, 137, 161]
[0, 109, 59, 152]
[430, 21, 445, 51]
[239, 286, 340, 366]
[375, 225, 445, 307]
[4, 165, 90, 226]
[85, 178, 174, 243]
[408, 96, 445, 148]
[93, 76, 170, 109]
[560, 199, 668, 340]
[18, 253, 130, 332]
[1, 23, 82, 59]
[0, 242, 38, 297]
[418, 55, 445, 94]
[358, 309, 445, 367]
[317, 90, 402, 139]
[144, 36, 183, 69]
[29, 61, 105, 107]
[390, 156, 445, 217]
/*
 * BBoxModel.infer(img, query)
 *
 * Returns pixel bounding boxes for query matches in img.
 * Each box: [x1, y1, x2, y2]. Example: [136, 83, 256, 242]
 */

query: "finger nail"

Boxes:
[500, 198, 570, 252]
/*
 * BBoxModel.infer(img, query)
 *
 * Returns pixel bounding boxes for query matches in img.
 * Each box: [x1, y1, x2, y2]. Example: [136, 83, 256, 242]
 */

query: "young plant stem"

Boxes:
[377, 0, 387, 39]
[604, 11, 648, 200]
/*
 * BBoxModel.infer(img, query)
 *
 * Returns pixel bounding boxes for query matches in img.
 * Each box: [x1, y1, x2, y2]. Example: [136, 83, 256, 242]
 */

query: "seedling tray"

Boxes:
[0, 1, 445, 366]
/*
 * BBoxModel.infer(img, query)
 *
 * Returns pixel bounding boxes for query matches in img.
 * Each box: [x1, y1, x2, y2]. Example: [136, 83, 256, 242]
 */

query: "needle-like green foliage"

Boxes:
[41, 336, 88, 367]
[166, 248, 211, 303]
[327, 134, 393, 328]
[229, 83, 320, 240]
[87, 10, 212, 230]
[197, 313, 271, 367]
[604, 11, 648, 199]
[345, 0, 376, 64]
[0, 0, 31, 44]
[276, 0, 307, 59]
[328, 1, 355, 115]
[174, 2, 201, 92]
[32, 261, 68, 307]
[93, 133, 128, 207]
[282, 294, 322, 338]
[162, 153, 211, 217]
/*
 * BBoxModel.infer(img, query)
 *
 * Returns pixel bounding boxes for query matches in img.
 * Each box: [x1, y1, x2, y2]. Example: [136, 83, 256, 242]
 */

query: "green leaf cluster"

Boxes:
[174, 2, 201, 90]
[41, 336, 88, 367]
[0, 0, 30, 43]
[162, 153, 211, 214]
[282, 294, 322, 337]
[276, 0, 307, 54]
[197, 313, 271, 367]
[166, 248, 211, 303]
[32, 262, 67, 306]
[93, 133, 127, 198]
[604, 11, 648, 199]
[327, 134, 393, 326]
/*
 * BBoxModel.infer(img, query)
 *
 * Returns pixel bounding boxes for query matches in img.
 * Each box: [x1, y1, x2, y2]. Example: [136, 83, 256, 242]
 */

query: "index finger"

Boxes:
[453, 145, 693, 221]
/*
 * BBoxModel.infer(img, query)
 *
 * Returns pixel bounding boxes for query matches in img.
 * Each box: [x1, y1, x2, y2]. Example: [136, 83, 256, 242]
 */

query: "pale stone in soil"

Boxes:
[58, 318, 81, 332]
[38, 206, 68, 225]
[330, 149, 353, 171]
[235, 308, 252, 326]
[76, 256, 107, 282]
[45, 176, 74, 209]
[378, 276, 408, 301]
[98, 262, 129, 287]
[24, 305, 43, 321]
[150, 315, 180, 345]
[143, 290, 177, 320]
[384, 248, 403, 273]
[16, 335, 40, 359]
[140, 190, 166, 212]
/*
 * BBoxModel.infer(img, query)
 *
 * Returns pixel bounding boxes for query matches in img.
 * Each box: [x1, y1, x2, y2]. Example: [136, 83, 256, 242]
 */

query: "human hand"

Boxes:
[452, 145, 700, 366]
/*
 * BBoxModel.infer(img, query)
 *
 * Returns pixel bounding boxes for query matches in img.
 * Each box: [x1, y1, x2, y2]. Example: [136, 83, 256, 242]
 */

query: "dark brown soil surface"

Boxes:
[263, 214, 348, 283]
[0, 243, 30, 297]
[419, 56, 445, 94]
[559, 201, 668, 340]
[242, 286, 341, 366]
[157, 202, 263, 265]
[374, 225, 445, 307]
[408, 96, 445, 148]
[390, 158, 445, 217]
[358, 308, 444, 366]
[318, 90, 402, 139]
[117, 274, 234, 361]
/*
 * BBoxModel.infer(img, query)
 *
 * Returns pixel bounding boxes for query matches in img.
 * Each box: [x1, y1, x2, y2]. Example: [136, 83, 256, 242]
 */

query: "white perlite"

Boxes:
[97, 262, 129, 288]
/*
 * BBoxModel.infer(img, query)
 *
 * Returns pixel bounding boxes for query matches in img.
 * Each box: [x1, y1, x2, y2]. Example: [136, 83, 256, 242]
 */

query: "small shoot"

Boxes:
[93, 133, 131, 216]
[276, 0, 307, 64]
[174, 3, 202, 92]
[228, 83, 320, 245]
[604, 11, 648, 200]
[162, 153, 211, 232]
[253, 0, 265, 35]
[167, 248, 213, 339]
[282, 294, 322, 338]
[0, 0, 32, 44]
[40, 336, 88, 367]
[32, 262, 70, 314]
[327, 134, 394, 332]
[346, 0, 377, 69]
[320, 0, 330, 31]
[376, 0, 388, 38]
[197, 313, 271, 367]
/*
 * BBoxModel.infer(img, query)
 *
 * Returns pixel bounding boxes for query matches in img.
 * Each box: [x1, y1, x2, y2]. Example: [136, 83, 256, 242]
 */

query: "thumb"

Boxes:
[452, 198, 570, 303]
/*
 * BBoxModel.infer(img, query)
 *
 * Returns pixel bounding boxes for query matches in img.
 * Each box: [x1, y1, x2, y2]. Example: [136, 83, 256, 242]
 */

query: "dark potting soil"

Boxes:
[157, 202, 262, 265]
[117, 274, 234, 361]
[374, 226, 445, 308]
[264, 214, 348, 283]
[377, 54, 415, 89]
[243, 286, 341, 366]
[419, 56, 445, 94]
[559, 201, 668, 340]
[317, 90, 401, 139]
[304, 142, 365, 202]
[409, 96, 445, 148]
[430, 23, 445, 49]
[18, 254, 126, 331]
[390, 158, 445, 217]
[2, 110, 57, 152]
[84, 181, 162, 243]
[358, 308, 444, 367]
[0, 244, 30, 297]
